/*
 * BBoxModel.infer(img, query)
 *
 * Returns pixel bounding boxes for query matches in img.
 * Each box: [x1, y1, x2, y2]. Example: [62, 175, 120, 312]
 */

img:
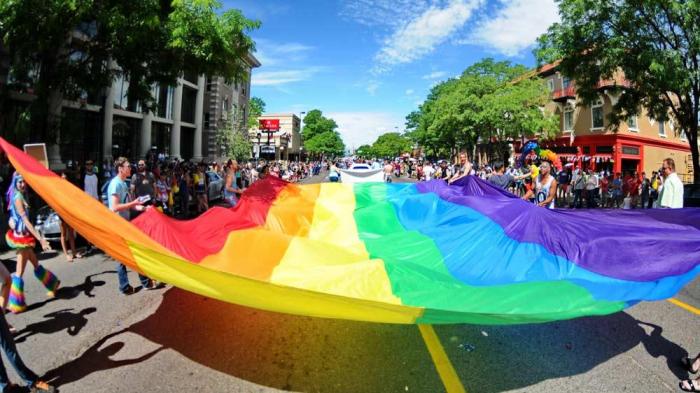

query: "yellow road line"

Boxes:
[668, 298, 700, 315]
[418, 324, 467, 393]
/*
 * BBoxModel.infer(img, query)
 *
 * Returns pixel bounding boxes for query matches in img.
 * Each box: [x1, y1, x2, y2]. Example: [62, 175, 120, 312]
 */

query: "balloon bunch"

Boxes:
[518, 140, 563, 172]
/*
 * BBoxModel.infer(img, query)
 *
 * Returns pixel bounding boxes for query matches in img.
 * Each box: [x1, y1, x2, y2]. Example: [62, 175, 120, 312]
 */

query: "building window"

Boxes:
[563, 104, 574, 131]
[591, 99, 604, 129]
[547, 79, 554, 92]
[563, 77, 571, 89]
[622, 146, 639, 155]
[658, 118, 666, 137]
[204, 112, 210, 129]
[206, 77, 211, 92]
[223, 97, 229, 112]
[627, 115, 638, 132]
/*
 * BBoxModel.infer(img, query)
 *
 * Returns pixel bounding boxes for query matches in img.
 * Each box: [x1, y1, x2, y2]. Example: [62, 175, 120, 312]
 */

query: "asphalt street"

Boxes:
[1, 171, 698, 392]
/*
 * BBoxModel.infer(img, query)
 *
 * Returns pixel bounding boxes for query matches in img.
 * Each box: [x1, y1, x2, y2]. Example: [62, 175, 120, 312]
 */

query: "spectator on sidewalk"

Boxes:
[658, 158, 684, 208]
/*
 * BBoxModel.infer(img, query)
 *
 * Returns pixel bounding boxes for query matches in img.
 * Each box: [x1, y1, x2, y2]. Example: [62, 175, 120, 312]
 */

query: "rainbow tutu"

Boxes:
[5, 229, 35, 250]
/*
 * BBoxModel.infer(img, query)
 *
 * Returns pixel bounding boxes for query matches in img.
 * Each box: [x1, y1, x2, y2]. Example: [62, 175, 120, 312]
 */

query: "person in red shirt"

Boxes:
[627, 171, 640, 208]
[600, 174, 610, 208]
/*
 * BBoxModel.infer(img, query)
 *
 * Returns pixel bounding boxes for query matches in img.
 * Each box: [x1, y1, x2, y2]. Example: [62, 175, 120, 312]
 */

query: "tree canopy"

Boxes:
[535, 0, 700, 182]
[304, 130, 345, 158]
[366, 132, 412, 158]
[247, 96, 265, 130]
[302, 109, 340, 141]
[0, 0, 259, 142]
[300, 109, 345, 158]
[407, 58, 558, 160]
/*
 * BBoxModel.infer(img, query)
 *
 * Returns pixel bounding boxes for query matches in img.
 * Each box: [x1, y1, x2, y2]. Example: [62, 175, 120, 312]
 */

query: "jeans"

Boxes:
[0, 312, 37, 389]
[117, 263, 151, 292]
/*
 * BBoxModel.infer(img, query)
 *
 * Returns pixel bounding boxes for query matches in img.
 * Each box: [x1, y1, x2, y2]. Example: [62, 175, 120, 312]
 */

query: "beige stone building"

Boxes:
[536, 63, 693, 181]
[249, 113, 302, 161]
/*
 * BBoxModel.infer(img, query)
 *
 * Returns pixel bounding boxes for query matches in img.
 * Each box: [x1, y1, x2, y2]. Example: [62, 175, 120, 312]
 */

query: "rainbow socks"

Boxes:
[8, 274, 26, 313]
[34, 264, 60, 295]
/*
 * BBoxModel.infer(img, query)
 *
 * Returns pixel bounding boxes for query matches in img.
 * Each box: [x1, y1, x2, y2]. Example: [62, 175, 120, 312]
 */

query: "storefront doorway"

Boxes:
[621, 159, 640, 175]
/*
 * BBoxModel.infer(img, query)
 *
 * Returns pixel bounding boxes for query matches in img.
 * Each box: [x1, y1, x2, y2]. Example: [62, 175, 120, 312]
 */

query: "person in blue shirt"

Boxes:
[107, 157, 161, 295]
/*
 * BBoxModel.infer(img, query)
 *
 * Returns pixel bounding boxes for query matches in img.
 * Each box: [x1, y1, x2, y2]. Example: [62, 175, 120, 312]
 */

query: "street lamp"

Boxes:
[256, 132, 261, 165]
[299, 111, 306, 162]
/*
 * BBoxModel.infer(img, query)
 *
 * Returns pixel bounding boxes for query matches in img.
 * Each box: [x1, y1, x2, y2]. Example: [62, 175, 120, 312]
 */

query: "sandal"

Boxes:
[683, 355, 700, 374]
[680, 379, 700, 392]
[74, 252, 84, 259]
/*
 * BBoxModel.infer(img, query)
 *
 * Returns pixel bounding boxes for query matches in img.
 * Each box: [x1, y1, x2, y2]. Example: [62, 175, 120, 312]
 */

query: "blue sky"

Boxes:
[225, 0, 560, 149]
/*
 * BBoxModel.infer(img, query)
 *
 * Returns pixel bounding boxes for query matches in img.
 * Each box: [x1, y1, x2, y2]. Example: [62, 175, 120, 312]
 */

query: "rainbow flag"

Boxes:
[3, 137, 700, 324]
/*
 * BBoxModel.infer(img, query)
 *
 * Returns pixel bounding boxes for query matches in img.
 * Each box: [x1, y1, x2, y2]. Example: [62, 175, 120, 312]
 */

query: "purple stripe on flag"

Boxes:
[416, 176, 700, 282]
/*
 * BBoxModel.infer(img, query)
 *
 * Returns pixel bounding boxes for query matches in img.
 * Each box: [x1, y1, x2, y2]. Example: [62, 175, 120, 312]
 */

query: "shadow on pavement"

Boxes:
[23, 272, 110, 313]
[125, 288, 441, 393]
[435, 311, 689, 392]
[43, 329, 164, 387]
[14, 307, 97, 343]
[39, 287, 691, 392]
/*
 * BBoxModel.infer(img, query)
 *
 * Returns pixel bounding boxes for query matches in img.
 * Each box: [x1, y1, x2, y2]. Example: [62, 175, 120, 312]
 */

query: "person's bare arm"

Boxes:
[15, 198, 50, 250]
[539, 179, 558, 207]
[110, 193, 142, 213]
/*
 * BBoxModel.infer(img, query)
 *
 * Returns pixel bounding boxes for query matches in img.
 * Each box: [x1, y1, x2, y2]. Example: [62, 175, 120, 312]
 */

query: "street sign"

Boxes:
[259, 119, 280, 131]
[260, 145, 276, 153]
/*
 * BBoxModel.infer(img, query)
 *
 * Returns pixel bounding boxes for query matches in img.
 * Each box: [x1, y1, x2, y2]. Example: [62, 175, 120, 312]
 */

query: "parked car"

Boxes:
[35, 205, 62, 244]
[684, 184, 700, 207]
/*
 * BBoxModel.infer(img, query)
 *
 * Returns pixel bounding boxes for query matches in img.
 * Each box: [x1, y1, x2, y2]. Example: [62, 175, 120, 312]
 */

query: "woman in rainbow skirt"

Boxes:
[5, 172, 60, 313]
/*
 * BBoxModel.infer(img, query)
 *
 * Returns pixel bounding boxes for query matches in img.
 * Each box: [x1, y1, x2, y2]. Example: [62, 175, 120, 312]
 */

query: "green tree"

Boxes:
[217, 109, 252, 161]
[355, 144, 373, 157]
[407, 59, 557, 161]
[0, 0, 259, 154]
[247, 96, 266, 130]
[535, 0, 700, 182]
[304, 131, 345, 158]
[302, 109, 338, 141]
[370, 132, 412, 158]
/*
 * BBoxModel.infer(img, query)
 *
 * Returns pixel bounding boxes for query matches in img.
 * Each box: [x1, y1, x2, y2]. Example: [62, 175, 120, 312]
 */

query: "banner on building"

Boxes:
[259, 119, 280, 131]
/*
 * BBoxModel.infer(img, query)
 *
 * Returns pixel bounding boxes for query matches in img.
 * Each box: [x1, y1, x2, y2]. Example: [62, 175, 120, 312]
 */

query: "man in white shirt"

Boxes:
[423, 162, 436, 181]
[83, 160, 99, 201]
[658, 158, 684, 208]
[584, 169, 599, 207]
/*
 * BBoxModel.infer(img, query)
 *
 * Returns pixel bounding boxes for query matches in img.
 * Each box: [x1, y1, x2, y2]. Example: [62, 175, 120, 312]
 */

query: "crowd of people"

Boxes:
[370, 154, 685, 210]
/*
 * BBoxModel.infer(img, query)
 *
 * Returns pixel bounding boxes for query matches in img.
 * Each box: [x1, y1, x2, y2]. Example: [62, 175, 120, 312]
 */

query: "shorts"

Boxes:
[6, 230, 35, 250]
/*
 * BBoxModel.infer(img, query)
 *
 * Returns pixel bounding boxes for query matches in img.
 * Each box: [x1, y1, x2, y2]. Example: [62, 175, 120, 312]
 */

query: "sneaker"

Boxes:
[145, 280, 165, 290]
[120, 285, 135, 295]
[30, 380, 55, 393]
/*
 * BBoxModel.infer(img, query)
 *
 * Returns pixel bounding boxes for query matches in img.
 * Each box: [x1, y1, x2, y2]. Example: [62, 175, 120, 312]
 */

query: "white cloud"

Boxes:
[327, 112, 406, 148]
[252, 67, 325, 86]
[405, 89, 414, 95]
[340, 0, 438, 28]
[464, 0, 560, 56]
[254, 39, 313, 67]
[366, 81, 380, 95]
[422, 71, 447, 80]
[373, 0, 482, 73]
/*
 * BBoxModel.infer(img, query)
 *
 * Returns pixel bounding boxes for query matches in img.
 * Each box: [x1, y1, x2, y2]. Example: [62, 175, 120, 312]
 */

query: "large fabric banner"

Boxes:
[2, 137, 700, 324]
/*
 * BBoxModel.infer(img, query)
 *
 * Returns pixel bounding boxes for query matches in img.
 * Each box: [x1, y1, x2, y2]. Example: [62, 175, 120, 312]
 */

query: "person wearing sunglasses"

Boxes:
[658, 158, 684, 209]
